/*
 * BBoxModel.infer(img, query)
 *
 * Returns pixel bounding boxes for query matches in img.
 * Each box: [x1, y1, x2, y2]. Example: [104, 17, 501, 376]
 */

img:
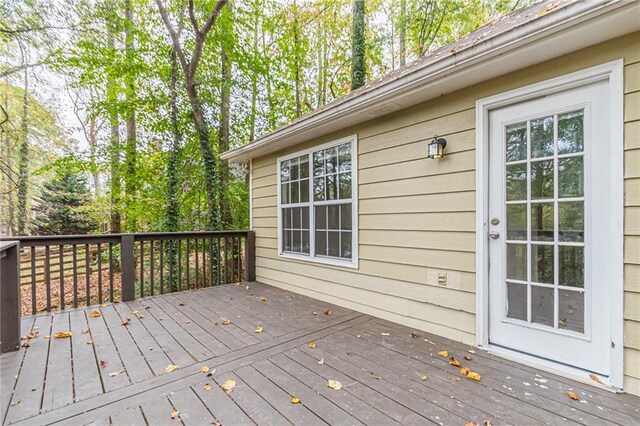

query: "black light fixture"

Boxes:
[428, 136, 447, 159]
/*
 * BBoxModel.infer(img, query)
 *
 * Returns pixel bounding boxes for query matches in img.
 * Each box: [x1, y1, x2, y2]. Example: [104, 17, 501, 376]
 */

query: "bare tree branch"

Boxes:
[0, 57, 49, 79]
[155, 0, 190, 75]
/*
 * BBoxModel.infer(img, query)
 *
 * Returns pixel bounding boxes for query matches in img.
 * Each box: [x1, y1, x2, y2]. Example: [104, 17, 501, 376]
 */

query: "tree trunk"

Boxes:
[293, 2, 301, 118]
[16, 66, 29, 235]
[107, 22, 122, 233]
[351, 0, 366, 91]
[2, 93, 16, 235]
[166, 49, 181, 233]
[249, 12, 259, 141]
[124, 0, 137, 231]
[89, 116, 100, 197]
[399, 0, 406, 67]
[218, 3, 233, 229]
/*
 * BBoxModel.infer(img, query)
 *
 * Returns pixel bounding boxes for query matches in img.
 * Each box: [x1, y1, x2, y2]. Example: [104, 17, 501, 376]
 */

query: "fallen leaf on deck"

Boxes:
[53, 331, 73, 339]
[144, 305, 150, 309]
[221, 318, 231, 325]
[484, 420, 493, 426]
[449, 356, 461, 367]
[91, 311, 101, 318]
[318, 357, 325, 365]
[254, 326, 263, 333]
[346, 350, 352, 356]
[201, 366, 210, 373]
[178, 302, 185, 306]
[21, 342, 30, 348]
[109, 370, 124, 377]
[449, 376, 461, 382]
[420, 375, 428, 381]
[171, 409, 179, 419]
[460, 367, 470, 376]
[466, 371, 481, 381]
[327, 380, 342, 390]
[438, 350, 448, 357]
[589, 374, 603, 384]
[381, 333, 390, 336]
[44, 335, 51, 339]
[81, 328, 89, 334]
[567, 391, 580, 401]
[324, 309, 332, 315]
[185, 320, 191, 324]
[121, 318, 131, 326]
[308, 341, 316, 349]
[204, 383, 212, 391]
[464, 422, 478, 426]
[99, 360, 108, 368]
[131, 310, 138, 315]
[411, 332, 420, 338]
[213, 420, 221, 426]
[87, 339, 94, 345]
[137, 314, 144, 319]
[290, 396, 300, 404]
[165, 364, 179, 373]
[464, 355, 473, 361]
[260, 296, 267, 301]
[468, 350, 476, 354]
[247, 291, 254, 296]
[221, 379, 236, 394]
[23, 331, 38, 340]
[10, 400, 21, 406]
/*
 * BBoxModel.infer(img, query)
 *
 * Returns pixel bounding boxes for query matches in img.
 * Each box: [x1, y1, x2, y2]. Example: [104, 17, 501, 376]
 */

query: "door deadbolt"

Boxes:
[491, 217, 500, 225]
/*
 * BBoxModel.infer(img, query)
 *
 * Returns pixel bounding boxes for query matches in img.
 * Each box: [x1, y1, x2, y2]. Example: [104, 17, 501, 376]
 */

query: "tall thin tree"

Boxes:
[350, 0, 366, 90]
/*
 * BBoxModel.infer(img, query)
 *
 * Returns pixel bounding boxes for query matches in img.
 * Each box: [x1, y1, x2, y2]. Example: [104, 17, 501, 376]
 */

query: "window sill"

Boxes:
[278, 252, 359, 270]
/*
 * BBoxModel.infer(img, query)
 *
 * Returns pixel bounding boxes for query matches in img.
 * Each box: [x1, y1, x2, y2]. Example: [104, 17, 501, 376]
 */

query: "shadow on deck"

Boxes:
[1, 282, 639, 425]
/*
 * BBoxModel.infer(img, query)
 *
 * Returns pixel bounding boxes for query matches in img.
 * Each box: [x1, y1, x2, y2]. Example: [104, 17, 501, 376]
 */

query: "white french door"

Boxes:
[487, 80, 613, 376]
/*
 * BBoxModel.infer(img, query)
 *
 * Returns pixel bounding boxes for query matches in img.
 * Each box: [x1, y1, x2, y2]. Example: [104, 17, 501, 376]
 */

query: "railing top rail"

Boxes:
[0, 240, 19, 251]
[0, 230, 252, 245]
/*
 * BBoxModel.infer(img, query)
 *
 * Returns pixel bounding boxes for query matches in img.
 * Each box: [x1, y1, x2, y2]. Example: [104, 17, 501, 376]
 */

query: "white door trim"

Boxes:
[475, 60, 624, 389]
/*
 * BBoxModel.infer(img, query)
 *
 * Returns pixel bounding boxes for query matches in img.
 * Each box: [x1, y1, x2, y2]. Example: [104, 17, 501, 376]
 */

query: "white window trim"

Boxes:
[475, 60, 624, 390]
[276, 135, 359, 269]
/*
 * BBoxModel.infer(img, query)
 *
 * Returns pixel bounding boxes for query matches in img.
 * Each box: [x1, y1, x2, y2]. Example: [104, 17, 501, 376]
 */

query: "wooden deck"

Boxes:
[1, 283, 639, 426]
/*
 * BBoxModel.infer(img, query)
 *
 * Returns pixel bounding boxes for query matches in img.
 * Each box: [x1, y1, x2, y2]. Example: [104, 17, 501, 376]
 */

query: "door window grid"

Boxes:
[504, 109, 585, 334]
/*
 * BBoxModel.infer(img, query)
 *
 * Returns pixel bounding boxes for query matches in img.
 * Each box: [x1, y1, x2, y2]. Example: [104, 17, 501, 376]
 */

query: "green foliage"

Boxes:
[31, 171, 97, 235]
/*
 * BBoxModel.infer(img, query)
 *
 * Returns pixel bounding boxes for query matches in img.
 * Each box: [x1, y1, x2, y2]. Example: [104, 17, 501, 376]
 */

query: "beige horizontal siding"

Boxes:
[251, 32, 640, 395]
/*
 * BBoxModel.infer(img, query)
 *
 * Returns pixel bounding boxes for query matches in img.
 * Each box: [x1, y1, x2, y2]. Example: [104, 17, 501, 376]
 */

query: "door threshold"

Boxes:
[482, 343, 622, 393]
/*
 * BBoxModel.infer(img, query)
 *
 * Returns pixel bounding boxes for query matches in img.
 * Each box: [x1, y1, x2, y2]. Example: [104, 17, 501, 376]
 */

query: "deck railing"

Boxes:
[0, 231, 255, 353]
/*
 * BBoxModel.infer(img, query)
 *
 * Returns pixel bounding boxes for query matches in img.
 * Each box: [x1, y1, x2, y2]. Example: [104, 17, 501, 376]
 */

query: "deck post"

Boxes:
[245, 231, 256, 282]
[120, 235, 136, 301]
[1, 241, 21, 353]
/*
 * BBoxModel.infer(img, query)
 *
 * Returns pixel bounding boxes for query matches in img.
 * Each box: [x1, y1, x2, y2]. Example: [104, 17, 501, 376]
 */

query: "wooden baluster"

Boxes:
[97, 243, 102, 304]
[177, 240, 182, 291]
[85, 243, 91, 307]
[139, 240, 144, 298]
[72, 245, 78, 308]
[185, 239, 190, 289]
[59, 245, 65, 310]
[30, 246, 36, 315]
[45, 246, 51, 312]
[150, 240, 155, 296]
[120, 235, 135, 302]
[109, 243, 114, 302]
[159, 240, 164, 294]
[216, 238, 221, 286]
[194, 238, 199, 288]
[169, 240, 174, 293]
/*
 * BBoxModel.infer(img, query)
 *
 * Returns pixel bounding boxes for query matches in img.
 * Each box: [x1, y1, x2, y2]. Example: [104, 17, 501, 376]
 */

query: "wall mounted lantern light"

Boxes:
[427, 136, 447, 159]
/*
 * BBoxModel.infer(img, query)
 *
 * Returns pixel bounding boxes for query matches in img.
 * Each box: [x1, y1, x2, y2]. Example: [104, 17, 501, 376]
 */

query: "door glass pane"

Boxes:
[531, 285, 554, 327]
[558, 157, 584, 197]
[506, 164, 527, 201]
[559, 290, 584, 333]
[531, 202, 554, 241]
[558, 110, 584, 154]
[506, 122, 527, 162]
[506, 243, 527, 281]
[531, 160, 554, 199]
[531, 116, 554, 158]
[506, 204, 527, 240]
[559, 246, 584, 288]
[506, 282, 527, 321]
[531, 244, 554, 284]
[559, 201, 584, 242]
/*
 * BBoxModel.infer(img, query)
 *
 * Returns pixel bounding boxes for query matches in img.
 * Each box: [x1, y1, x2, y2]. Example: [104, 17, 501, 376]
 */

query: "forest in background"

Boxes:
[1, 0, 533, 237]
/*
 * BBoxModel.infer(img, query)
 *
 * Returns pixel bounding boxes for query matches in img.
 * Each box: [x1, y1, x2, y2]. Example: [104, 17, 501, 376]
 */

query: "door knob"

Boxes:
[489, 231, 500, 240]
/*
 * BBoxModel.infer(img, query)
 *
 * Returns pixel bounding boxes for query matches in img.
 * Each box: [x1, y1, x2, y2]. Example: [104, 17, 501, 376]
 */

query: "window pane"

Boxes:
[313, 151, 324, 177]
[328, 205, 339, 229]
[292, 207, 301, 229]
[315, 231, 327, 256]
[313, 177, 325, 201]
[506, 164, 527, 201]
[531, 202, 554, 242]
[531, 160, 554, 199]
[283, 208, 292, 228]
[506, 203, 527, 240]
[291, 180, 299, 204]
[280, 160, 290, 182]
[339, 172, 352, 199]
[531, 116, 554, 158]
[302, 231, 310, 254]
[506, 243, 527, 281]
[290, 157, 299, 181]
[506, 122, 527, 162]
[558, 157, 584, 198]
[531, 285, 554, 327]
[293, 230, 301, 252]
[559, 245, 584, 288]
[559, 201, 584, 242]
[299, 157, 309, 179]
[506, 282, 527, 321]
[300, 178, 309, 203]
[325, 147, 337, 174]
[301, 207, 309, 229]
[283, 229, 292, 252]
[558, 110, 584, 154]
[338, 143, 352, 171]
[328, 231, 340, 257]
[341, 232, 352, 259]
[559, 290, 584, 333]
[281, 183, 290, 204]
[315, 205, 327, 230]
[326, 174, 337, 200]
[340, 204, 352, 230]
[531, 244, 554, 284]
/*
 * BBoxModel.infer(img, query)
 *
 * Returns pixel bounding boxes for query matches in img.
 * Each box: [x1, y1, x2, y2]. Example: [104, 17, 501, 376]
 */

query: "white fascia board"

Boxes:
[221, 0, 639, 163]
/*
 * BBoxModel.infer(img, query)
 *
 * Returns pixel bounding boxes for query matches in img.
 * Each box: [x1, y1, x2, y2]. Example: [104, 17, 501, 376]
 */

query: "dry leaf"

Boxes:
[567, 391, 580, 401]
[411, 332, 420, 338]
[449, 356, 462, 367]
[221, 318, 231, 325]
[460, 367, 470, 376]
[81, 328, 89, 334]
[308, 341, 316, 349]
[201, 366, 210, 373]
[449, 376, 461, 382]
[260, 296, 267, 301]
[438, 350, 448, 357]
[420, 375, 428, 381]
[465, 422, 478, 426]
[24, 331, 38, 339]
[91, 311, 101, 318]
[290, 396, 300, 404]
[204, 383, 212, 391]
[324, 309, 332, 315]
[171, 409, 179, 419]
[10, 400, 21, 406]
[327, 380, 342, 390]
[468, 350, 476, 354]
[254, 326, 263, 333]
[99, 360, 108, 368]
[53, 331, 73, 339]
[484, 421, 493, 426]
[178, 302, 185, 306]
[346, 350, 352, 356]
[21, 342, 30, 348]
[589, 374, 603, 384]
[131, 310, 138, 315]
[109, 370, 124, 377]
[221, 379, 236, 394]
[464, 355, 473, 361]
[165, 364, 179, 373]
[318, 357, 325, 365]
[87, 339, 94, 345]
[137, 314, 144, 319]
[380, 333, 390, 336]
[121, 318, 131, 326]
[247, 291, 254, 296]
[467, 371, 481, 381]
[44, 335, 51, 339]
[101, 304, 107, 307]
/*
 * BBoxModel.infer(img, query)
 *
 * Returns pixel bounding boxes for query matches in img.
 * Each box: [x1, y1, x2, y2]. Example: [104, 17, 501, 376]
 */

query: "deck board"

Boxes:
[2, 282, 639, 426]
